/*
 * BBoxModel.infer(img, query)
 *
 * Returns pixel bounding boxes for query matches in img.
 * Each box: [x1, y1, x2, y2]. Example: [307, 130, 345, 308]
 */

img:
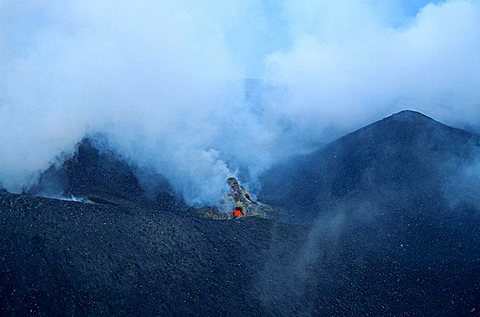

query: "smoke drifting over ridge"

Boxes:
[1, 0, 479, 205]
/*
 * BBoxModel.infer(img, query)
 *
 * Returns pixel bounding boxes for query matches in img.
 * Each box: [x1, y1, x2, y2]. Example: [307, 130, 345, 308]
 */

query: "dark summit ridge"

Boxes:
[389, 109, 433, 121]
[30, 139, 181, 210]
[260, 110, 480, 218]
[353, 109, 475, 151]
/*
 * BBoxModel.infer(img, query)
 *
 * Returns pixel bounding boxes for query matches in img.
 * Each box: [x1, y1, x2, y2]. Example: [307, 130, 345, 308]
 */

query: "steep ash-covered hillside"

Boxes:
[261, 110, 480, 219]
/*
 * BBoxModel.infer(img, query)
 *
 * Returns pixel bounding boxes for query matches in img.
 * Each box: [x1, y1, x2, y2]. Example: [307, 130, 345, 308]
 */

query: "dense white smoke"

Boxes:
[263, 0, 480, 136]
[1, 0, 479, 205]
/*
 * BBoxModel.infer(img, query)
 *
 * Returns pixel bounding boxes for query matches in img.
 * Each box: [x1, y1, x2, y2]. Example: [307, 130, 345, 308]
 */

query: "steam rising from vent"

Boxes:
[1, 0, 480, 205]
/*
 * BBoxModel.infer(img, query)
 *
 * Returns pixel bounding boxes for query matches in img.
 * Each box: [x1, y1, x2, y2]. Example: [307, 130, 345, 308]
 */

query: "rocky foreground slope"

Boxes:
[1, 110, 480, 316]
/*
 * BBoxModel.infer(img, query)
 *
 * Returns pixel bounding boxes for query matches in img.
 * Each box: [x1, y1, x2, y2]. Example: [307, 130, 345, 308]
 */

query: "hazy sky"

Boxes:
[1, 0, 479, 205]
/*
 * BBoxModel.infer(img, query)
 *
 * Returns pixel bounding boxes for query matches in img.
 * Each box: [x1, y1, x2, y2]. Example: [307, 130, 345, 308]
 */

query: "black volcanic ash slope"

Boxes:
[1, 110, 480, 316]
[0, 190, 295, 316]
[1, 140, 307, 316]
[260, 110, 480, 218]
[258, 110, 480, 315]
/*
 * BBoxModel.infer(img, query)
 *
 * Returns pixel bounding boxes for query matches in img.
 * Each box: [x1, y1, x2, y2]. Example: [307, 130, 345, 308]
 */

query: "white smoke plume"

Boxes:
[0, 0, 479, 205]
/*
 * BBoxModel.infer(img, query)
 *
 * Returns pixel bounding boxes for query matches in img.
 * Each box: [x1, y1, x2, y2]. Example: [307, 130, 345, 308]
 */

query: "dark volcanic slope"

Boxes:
[29, 139, 181, 211]
[0, 191, 288, 316]
[258, 110, 480, 315]
[2, 110, 480, 316]
[4, 190, 478, 317]
[261, 110, 480, 218]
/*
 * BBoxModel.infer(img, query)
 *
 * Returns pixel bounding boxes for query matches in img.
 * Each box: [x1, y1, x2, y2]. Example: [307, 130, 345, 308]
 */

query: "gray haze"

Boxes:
[1, 0, 479, 205]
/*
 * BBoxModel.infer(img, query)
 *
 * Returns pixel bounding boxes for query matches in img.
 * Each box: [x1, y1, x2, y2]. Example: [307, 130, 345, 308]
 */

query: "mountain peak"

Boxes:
[339, 109, 475, 149]
[375, 109, 438, 128]
[260, 110, 480, 218]
[391, 109, 431, 119]
[382, 110, 451, 128]
[381, 109, 439, 127]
